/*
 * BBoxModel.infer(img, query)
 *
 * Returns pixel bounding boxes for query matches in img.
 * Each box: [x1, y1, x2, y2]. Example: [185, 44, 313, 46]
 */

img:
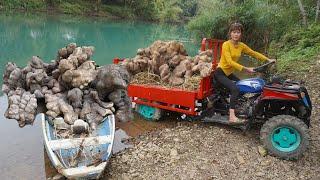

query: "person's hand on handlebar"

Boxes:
[243, 67, 255, 74]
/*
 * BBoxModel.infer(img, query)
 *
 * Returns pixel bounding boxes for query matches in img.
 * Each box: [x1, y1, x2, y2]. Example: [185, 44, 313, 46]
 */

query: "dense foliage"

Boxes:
[0, 0, 197, 22]
[187, 0, 307, 49]
[123, 0, 196, 22]
[1, 0, 47, 10]
[270, 24, 320, 72]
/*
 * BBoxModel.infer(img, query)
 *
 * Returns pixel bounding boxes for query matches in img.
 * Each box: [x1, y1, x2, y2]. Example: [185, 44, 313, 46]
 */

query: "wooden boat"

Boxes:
[41, 113, 115, 179]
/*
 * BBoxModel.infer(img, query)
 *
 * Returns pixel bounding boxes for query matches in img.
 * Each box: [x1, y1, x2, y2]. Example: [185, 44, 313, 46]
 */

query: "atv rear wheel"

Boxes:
[260, 115, 309, 160]
[135, 104, 162, 121]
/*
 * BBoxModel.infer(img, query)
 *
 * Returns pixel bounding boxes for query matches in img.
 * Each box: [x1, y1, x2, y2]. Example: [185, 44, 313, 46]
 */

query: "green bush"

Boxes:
[25, 0, 46, 9]
[58, 2, 87, 15]
[102, 4, 135, 18]
[1, 0, 46, 10]
[0, 0, 194, 21]
[129, 0, 157, 20]
[128, 0, 190, 22]
[187, 1, 257, 42]
[187, 0, 301, 49]
[178, 0, 197, 17]
[156, 0, 183, 22]
[270, 24, 320, 72]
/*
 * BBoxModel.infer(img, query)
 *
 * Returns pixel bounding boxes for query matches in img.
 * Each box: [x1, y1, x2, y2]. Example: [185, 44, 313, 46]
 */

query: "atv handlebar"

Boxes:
[253, 61, 276, 73]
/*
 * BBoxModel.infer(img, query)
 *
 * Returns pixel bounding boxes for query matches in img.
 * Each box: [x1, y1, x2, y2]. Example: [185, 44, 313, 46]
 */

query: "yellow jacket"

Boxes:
[218, 40, 268, 76]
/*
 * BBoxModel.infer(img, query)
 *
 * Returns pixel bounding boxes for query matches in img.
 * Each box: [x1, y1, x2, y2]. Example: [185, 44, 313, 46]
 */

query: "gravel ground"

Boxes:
[105, 58, 320, 180]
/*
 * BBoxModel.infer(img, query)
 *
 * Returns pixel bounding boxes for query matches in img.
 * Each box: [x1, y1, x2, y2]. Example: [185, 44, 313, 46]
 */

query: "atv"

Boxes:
[202, 61, 312, 159]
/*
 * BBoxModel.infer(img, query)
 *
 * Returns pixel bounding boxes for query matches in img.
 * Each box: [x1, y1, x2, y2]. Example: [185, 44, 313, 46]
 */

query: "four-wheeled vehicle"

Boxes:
[114, 38, 312, 159]
[203, 59, 312, 159]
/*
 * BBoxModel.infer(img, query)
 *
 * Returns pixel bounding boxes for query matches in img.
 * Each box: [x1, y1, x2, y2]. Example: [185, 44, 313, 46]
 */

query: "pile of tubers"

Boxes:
[2, 43, 132, 128]
[120, 41, 213, 88]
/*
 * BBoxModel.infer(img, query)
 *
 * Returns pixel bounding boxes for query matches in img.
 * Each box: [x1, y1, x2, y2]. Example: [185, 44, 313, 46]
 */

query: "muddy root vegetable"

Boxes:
[124, 40, 213, 90]
[94, 64, 130, 100]
[5, 88, 37, 127]
[108, 89, 133, 122]
[3, 43, 133, 130]
[67, 88, 83, 109]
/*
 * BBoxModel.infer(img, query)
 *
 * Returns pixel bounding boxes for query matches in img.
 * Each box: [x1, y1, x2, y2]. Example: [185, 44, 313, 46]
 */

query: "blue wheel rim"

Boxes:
[138, 105, 156, 120]
[271, 126, 301, 152]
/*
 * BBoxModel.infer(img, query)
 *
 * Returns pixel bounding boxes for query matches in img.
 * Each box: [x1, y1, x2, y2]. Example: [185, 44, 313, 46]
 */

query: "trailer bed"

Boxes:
[114, 39, 224, 119]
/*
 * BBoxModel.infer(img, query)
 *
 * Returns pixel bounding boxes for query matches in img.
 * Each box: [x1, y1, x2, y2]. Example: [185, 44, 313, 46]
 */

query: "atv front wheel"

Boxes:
[260, 115, 309, 160]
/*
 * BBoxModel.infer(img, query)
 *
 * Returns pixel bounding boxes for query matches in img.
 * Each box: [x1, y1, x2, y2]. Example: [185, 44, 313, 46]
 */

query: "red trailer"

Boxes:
[114, 39, 224, 120]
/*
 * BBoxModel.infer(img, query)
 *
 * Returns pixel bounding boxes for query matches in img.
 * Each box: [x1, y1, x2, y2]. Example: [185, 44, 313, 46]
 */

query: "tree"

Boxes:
[156, 0, 183, 22]
[297, 0, 307, 26]
[316, 0, 320, 23]
[95, 0, 101, 12]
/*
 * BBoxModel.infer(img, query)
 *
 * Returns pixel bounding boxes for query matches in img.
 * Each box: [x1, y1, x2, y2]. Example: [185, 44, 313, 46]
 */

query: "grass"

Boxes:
[101, 4, 135, 19]
[58, 2, 86, 15]
[270, 24, 320, 73]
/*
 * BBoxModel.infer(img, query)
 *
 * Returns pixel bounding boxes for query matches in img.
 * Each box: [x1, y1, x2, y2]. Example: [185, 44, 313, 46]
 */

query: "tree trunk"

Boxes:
[95, 0, 101, 12]
[297, 0, 308, 26]
[316, 0, 320, 23]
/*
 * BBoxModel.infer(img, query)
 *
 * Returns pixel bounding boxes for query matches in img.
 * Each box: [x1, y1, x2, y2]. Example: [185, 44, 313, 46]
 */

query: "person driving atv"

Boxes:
[214, 22, 276, 124]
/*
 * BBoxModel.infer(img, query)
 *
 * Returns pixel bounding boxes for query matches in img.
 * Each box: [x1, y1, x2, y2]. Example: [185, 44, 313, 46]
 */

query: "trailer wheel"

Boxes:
[135, 104, 162, 121]
[260, 115, 309, 160]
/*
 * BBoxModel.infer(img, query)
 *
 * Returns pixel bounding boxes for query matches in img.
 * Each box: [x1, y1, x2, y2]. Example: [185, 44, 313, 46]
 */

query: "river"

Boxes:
[0, 12, 198, 179]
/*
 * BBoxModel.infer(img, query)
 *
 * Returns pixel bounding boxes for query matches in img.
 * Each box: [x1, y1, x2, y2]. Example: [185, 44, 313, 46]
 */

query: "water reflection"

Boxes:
[62, 32, 76, 41]
[0, 95, 45, 180]
[30, 30, 43, 39]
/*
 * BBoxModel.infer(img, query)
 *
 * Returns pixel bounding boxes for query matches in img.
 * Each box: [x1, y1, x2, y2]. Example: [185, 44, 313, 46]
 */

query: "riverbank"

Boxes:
[0, 1, 133, 19]
[105, 56, 320, 179]
[0, 0, 193, 23]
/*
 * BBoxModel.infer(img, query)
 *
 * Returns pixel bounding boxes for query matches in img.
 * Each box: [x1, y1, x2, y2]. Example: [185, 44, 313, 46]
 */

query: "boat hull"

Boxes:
[41, 114, 115, 179]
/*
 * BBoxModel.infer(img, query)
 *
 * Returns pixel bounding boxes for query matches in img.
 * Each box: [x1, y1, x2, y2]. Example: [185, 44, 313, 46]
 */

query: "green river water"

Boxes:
[0, 12, 198, 85]
[0, 12, 199, 179]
